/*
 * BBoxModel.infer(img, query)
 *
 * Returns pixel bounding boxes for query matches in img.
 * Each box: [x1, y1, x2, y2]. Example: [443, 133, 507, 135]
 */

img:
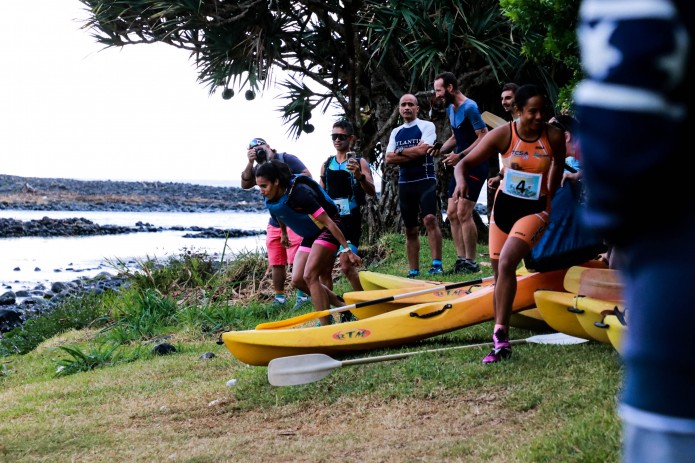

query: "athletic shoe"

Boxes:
[407, 270, 420, 279]
[452, 257, 468, 274]
[454, 259, 480, 273]
[273, 296, 287, 306]
[482, 328, 513, 364]
[427, 264, 444, 276]
[292, 295, 311, 310]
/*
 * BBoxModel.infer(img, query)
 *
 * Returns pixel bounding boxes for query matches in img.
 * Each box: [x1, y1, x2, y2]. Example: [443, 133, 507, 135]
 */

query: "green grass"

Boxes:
[0, 235, 623, 462]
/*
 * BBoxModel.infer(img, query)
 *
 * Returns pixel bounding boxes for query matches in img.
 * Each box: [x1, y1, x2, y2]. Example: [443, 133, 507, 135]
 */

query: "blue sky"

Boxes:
[0, 1, 344, 186]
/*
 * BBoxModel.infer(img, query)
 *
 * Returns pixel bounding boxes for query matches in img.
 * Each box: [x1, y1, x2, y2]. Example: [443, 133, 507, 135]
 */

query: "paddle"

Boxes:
[255, 278, 483, 330]
[267, 333, 589, 386]
[482, 111, 507, 129]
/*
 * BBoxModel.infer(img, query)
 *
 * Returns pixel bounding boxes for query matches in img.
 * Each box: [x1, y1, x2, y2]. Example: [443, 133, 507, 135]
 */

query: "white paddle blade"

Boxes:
[268, 353, 342, 386]
[526, 333, 589, 345]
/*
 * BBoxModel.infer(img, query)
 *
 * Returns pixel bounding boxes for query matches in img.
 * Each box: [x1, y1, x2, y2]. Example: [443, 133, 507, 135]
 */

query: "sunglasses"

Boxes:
[331, 133, 350, 141]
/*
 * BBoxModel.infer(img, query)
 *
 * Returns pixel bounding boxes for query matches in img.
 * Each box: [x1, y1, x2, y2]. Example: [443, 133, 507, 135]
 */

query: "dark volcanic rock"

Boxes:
[0, 174, 265, 212]
[0, 175, 269, 239]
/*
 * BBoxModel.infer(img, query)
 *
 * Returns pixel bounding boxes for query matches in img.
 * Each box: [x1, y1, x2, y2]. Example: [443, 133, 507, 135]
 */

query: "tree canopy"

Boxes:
[79, 0, 581, 240]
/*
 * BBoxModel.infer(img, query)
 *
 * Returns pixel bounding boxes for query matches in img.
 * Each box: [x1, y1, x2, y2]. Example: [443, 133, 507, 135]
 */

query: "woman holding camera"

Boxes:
[256, 159, 362, 326]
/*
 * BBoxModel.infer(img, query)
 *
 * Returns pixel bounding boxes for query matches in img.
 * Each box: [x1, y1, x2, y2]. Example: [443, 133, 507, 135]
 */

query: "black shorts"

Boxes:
[398, 179, 438, 228]
[447, 162, 488, 201]
[492, 191, 547, 234]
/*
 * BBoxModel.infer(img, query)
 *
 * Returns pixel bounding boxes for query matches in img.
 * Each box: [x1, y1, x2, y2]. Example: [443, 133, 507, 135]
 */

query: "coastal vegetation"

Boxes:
[0, 234, 622, 462]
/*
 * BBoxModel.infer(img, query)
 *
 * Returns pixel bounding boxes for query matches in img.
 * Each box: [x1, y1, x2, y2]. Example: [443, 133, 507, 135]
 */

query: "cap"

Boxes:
[248, 138, 268, 149]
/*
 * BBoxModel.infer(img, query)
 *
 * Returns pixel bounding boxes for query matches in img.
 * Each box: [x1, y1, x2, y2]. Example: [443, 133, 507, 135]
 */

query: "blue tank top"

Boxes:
[265, 175, 338, 238]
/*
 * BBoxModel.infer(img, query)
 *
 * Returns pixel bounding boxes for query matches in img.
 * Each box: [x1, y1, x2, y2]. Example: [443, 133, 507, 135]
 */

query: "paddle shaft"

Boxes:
[333, 278, 482, 314]
[267, 333, 587, 386]
[256, 278, 483, 330]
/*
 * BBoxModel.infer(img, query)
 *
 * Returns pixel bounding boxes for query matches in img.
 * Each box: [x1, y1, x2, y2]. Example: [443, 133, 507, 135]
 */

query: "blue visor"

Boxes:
[248, 138, 267, 149]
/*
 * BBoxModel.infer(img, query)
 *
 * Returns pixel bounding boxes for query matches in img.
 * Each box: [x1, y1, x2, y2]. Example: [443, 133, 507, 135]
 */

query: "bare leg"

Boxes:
[457, 198, 478, 261]
[422, 213, 442, 261]
[339, 252, 363, 291]
[290, 251, 310, 293]
[271, 265, 286, 294]
[405, 226, 420, 271]
[304, 245, 343, 326]
[493, 236, 530, 326]
[447, 198, 465, 257]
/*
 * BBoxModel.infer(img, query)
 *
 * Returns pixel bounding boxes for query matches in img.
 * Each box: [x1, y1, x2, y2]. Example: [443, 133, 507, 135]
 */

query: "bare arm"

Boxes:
[240, 149, 257, 189]
[315, 211, 362, 266]
[443, 126, 488, 167]
[350, 158, 376, 196]
[385, 141, 432, 164]
[455, 125, 509, 187]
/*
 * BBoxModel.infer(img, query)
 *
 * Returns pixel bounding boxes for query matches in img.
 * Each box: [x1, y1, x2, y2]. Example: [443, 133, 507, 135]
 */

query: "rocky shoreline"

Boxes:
[0, 174, 266, 213]
[0, 174, 268, 333]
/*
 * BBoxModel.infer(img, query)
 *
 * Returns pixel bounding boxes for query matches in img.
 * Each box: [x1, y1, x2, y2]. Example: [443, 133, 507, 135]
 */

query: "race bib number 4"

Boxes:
[502, 169, 542, 200]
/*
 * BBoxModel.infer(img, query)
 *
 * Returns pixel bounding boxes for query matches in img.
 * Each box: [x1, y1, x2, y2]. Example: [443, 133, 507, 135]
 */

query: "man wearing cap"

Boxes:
[240, 138, 313, 308]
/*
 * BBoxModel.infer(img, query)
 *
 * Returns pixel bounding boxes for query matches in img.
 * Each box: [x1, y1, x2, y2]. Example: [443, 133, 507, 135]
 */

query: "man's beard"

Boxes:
[444, 91, 455, 105]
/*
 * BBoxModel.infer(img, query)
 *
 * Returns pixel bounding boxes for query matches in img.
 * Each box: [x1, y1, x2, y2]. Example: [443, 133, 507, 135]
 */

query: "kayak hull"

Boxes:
[601, 314, 627, 354]
[534, 290, 624, 343]
[221, 269, 567, 366]
[345, 279, 493, 320]
[354, 270, 550, 330]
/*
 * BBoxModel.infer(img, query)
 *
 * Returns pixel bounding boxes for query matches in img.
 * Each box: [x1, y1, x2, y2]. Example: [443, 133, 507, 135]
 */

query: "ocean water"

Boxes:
[0, 210, 270, 292]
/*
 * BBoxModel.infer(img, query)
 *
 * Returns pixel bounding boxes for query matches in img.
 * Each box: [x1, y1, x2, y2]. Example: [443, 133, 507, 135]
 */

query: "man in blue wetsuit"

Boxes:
[433, 72, 488, 274]
[574, 1, 695, 461]
[385, 93, 443, 277]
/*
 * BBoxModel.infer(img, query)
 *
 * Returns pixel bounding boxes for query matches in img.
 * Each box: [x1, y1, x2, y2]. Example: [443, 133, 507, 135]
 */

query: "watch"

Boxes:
[396, 146, 405, 156]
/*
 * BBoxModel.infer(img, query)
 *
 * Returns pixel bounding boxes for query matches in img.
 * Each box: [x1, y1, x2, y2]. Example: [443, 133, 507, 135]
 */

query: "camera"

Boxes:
[255, 147, 267, 164]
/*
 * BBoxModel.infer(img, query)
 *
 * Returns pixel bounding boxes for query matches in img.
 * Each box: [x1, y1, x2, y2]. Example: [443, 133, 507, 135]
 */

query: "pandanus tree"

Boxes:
[79, 0, 572, 242]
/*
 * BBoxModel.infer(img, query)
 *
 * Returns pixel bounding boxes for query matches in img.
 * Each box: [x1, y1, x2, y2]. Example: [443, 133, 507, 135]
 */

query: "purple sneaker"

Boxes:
[482, 328, 512, 364]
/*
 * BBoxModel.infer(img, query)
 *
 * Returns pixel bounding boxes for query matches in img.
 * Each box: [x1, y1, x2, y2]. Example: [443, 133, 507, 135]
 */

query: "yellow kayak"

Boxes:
[534, 290, 591, 339]
[220, 269, 567, 366]
[354, 270, 549, 330]
[345, 278, 493, 320]
[534, 290, 624, 343]
[572, 298, 624, 345]
[599, 313, 627, 354]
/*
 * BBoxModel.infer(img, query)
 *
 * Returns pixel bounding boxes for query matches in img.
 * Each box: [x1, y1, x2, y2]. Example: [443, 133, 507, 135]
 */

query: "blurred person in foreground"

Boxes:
[240, 137, 311, 308]
[574, 1, 695, 461]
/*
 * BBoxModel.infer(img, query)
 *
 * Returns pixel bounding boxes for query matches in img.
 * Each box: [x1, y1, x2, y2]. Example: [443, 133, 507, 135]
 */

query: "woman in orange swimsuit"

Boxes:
[453, 84, 566, 363]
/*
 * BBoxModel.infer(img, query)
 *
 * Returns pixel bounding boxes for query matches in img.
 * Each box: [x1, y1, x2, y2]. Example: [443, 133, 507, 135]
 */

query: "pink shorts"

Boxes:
[266, 224, 302, 266]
